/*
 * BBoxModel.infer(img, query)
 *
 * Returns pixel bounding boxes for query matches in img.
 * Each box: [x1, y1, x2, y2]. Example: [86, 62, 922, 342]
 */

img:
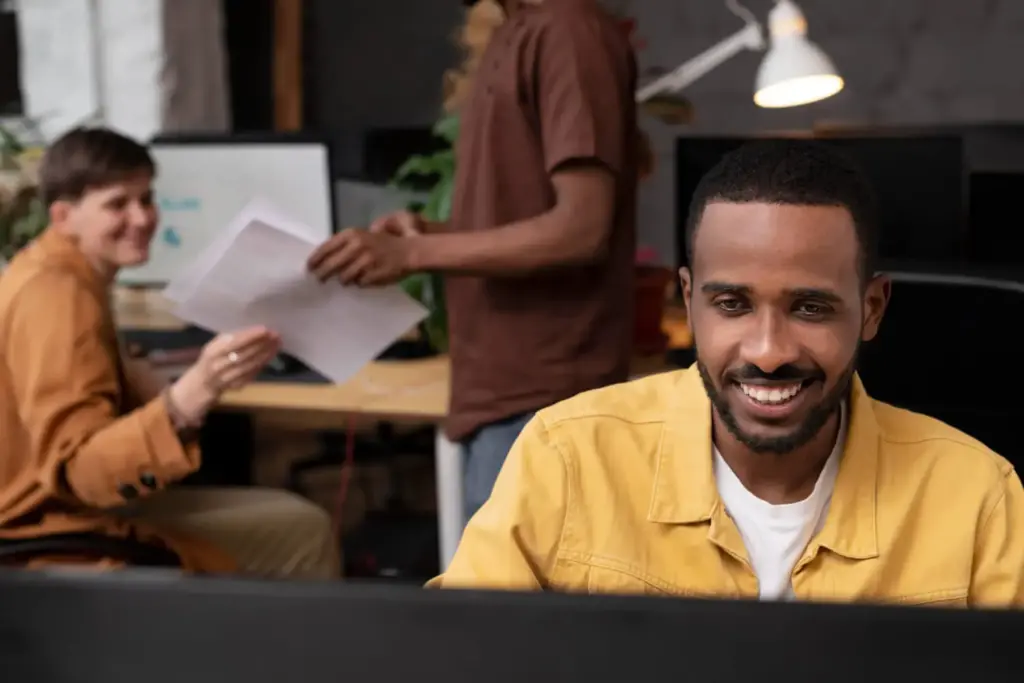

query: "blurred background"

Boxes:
[2, 0, 1019, 582]
[7, 0, 1024, 264]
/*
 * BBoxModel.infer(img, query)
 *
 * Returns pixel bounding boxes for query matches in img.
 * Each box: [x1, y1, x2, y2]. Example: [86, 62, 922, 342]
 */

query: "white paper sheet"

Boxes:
[170, 207, 428, 384]
[163, 197, 323, 303]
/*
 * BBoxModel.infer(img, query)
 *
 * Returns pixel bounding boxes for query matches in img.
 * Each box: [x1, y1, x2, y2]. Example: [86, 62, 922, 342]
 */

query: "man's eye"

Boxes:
[795, 302, 831, 318]
[715, 298, 747, 314]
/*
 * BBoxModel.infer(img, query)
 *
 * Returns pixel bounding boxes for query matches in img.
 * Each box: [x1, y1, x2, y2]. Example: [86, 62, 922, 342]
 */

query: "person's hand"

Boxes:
[306, 228, 414, 286]
[168, 326, 281, 424]
[369, 210, 424, 238]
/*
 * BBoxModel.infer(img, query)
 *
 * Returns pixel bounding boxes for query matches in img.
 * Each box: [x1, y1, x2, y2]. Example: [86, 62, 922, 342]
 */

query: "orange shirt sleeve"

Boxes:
[4, 270, 201, 509]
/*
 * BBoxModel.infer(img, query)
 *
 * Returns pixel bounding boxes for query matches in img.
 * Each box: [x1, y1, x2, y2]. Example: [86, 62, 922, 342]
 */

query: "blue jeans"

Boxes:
[461, 412, 534, 524]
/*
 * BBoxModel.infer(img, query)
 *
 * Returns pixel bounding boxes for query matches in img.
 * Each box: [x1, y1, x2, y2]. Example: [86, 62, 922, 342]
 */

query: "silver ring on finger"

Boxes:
[227, 351, 239, 364]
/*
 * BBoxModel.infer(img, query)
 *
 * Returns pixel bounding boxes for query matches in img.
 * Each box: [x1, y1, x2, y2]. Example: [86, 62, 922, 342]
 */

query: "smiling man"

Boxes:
[430, 140, 1024, 607]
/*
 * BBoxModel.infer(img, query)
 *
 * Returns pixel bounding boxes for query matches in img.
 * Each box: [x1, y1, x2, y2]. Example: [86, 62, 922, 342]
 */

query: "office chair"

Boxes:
[0, 533, 181, 568]
[856, 265, 1021, 464]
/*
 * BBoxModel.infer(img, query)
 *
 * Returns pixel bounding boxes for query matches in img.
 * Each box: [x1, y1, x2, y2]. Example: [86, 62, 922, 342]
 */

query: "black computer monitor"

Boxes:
[1, 568, 1021, 682]
[856, 262, 1024, 458]
[675, 134, 967, 268]
[967, 171, 1024, 267]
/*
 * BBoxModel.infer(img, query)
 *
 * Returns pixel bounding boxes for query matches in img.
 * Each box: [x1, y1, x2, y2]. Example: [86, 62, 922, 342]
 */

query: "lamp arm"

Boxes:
[636, 21, 765, 103]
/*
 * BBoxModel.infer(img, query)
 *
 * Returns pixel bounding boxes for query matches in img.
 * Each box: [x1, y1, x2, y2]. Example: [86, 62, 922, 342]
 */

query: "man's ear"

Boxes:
[860, 274, 891, 342]
[48, 200, 71, 227]
[679, 267, 693, 319]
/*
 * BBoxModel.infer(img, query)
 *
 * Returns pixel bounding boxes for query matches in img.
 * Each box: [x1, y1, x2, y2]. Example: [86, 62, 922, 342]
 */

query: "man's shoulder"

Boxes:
[872, 399, 1015, 484]
[1, 252, 87, 305]
[525, 0, 630, 48]
[0, 248, 50, 313]
[537, 370, 680, 431]
[0, 248, 102, 338]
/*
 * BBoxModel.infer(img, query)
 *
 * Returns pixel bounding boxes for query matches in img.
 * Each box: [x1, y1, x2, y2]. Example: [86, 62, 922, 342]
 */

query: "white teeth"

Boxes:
[739, 382, 803, 405]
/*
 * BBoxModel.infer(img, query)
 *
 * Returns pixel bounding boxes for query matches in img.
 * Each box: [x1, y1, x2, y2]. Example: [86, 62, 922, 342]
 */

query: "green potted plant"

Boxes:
[389, 114, 458, 353]
[0, 124, 47, 265]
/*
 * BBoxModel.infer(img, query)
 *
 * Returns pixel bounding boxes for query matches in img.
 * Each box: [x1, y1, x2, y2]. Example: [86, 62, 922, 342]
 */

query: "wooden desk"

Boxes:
[219, 356, 449, 419]
[114, 287, 691, 569]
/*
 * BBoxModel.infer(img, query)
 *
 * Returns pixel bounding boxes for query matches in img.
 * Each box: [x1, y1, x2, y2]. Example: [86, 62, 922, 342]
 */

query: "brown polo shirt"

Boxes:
[444, 0, 638, 442]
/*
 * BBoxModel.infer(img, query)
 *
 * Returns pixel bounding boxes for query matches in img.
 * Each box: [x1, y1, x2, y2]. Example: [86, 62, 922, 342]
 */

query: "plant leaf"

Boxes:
[388, 113, 460, 353]
[433, 115, 460, 143]
[393, 154, 439, 181]
[399, 272, 428, 300]
[435, 176, 454, 222]
[421, 189, 443, 223]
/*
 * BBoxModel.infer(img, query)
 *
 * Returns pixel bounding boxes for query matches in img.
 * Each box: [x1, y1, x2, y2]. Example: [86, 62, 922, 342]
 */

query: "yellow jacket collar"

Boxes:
[649, 365, 880, 560]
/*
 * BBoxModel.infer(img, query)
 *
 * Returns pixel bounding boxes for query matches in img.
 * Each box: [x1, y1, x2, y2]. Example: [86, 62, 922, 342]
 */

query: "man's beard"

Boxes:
[696, 352, 856, 455]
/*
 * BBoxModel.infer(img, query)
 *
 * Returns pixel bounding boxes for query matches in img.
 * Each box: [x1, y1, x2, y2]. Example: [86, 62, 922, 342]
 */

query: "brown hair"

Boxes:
[39, 127, 155, 207]
[443, 0, 506, 113]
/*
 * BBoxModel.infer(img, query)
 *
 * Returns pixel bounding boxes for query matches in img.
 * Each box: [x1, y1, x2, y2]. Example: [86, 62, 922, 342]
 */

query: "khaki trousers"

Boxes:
[121, 487, 340, 580]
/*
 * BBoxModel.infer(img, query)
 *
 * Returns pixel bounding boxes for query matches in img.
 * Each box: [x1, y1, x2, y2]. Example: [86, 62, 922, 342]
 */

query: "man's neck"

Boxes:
[713, 410, 842, 505]
[53, 225, 119, 284]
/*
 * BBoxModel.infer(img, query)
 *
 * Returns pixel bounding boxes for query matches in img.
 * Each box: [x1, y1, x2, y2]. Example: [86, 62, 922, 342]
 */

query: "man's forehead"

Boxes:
[90, 175, 153, 197]
[692, 201, 860, 289]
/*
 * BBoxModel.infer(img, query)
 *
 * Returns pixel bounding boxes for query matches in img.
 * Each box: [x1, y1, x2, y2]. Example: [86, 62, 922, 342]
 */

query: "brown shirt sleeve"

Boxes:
[533, 14, 634, 176]
[5, 271, 201, 509]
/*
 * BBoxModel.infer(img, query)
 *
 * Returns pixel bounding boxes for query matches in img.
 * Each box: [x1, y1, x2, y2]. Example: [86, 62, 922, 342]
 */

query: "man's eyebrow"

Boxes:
[700, 282, 846, 304]
[786, 287, 843, 303]
[700, 281, 751, 296]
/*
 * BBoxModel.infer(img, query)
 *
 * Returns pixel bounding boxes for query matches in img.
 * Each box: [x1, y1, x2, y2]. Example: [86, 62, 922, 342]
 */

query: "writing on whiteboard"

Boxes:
[159, 197, 202, 212]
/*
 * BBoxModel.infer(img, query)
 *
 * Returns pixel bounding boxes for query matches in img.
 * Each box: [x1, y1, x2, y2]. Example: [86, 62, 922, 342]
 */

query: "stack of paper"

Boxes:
[164, 199, 428, 383]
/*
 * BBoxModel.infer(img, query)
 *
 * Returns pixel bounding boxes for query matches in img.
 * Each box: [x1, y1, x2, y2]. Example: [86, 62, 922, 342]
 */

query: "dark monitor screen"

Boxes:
[856, 265, 1024, 459]
[675, 135, 967, 268]
[1, 569, 1023, 683]
[967, 172, 1024, 267]
[363, 126, 449, 190]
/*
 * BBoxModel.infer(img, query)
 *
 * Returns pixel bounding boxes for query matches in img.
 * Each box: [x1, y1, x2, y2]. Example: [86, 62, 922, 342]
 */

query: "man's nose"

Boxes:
[128, 201, 152, 226]
[739, 310, 801, 374]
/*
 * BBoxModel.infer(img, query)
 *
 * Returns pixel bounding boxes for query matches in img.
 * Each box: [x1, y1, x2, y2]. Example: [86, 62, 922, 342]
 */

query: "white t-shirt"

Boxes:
[713, 405, 846, 600]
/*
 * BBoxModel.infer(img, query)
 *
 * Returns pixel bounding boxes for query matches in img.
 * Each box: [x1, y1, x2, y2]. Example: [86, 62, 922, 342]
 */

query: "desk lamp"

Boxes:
[637, 0, 843, 118]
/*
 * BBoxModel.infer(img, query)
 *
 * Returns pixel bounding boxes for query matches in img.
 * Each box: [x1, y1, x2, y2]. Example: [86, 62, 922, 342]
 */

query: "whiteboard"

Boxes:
[119, 141, 333, 285]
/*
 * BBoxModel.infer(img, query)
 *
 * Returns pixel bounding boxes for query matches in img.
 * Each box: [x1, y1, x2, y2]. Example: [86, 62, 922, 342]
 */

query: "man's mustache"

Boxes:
[726, 364, 824, 383]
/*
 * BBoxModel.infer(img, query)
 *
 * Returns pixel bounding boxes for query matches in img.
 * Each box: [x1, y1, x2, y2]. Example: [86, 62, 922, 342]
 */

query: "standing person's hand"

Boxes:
[369, 210, 425, 238]
[307, 227, 414, 286]
[166, 326, 281, 426]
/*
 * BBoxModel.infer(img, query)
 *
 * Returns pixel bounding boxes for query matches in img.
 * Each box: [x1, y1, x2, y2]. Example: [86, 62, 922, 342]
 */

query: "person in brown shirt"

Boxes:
[0, 127, 339, 576]
[308, 0, 638, 520]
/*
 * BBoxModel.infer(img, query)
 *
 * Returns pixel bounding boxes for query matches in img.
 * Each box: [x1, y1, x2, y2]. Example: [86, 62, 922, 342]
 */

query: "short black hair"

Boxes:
[684, 139, 879, 280]
[40, 127, 155, 208]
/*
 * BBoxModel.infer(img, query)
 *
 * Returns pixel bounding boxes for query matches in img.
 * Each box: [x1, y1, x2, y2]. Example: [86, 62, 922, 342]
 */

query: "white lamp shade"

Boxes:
[754, 38, 843, 108]
[753, 0, 843, 108]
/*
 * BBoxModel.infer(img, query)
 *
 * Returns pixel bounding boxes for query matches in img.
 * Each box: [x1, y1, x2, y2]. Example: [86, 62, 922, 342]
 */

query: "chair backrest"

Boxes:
[856, 267, 1022, 463]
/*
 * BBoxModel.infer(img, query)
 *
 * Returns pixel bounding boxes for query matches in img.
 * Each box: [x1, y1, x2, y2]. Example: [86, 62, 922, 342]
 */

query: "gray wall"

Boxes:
[306, 0, 462, 176]
[307, 0, 1024, 263]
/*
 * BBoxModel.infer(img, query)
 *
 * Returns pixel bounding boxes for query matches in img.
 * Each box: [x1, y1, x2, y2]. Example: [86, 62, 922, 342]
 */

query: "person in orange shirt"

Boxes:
[431, 140, 1024, 607]
[0, 127, 338, 576]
